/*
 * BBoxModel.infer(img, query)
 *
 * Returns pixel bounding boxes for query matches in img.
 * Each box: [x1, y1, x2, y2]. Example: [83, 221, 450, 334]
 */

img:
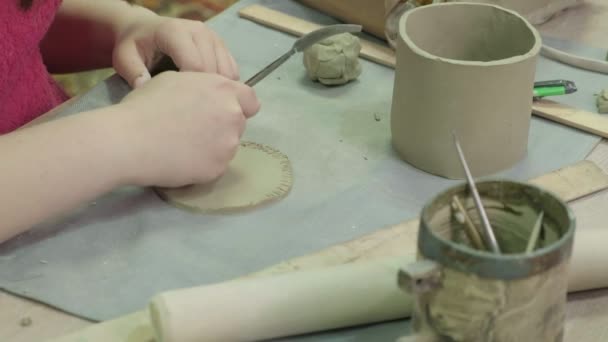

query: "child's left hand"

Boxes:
[112, 13, 239, 88]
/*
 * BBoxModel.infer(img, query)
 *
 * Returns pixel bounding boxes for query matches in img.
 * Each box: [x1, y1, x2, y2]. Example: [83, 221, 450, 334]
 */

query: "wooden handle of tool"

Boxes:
[149, 257, 412, 342]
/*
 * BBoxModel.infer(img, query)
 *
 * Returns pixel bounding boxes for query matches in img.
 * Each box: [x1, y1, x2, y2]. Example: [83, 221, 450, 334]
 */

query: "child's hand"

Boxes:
[115, 71, 259, 187]
[112, 12, 239, 88]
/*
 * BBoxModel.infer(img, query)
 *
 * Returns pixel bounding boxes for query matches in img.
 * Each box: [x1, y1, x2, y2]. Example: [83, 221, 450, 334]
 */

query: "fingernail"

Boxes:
[133, 71, 151, 88]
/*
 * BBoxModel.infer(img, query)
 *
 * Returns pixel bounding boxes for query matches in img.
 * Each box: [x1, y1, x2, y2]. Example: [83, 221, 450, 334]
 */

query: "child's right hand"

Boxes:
[113, 71, 260, 188]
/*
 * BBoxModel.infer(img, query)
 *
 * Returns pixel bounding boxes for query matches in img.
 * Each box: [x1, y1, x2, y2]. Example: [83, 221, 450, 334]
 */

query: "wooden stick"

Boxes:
[532, 99, 608, 139]
[451, 196, 486, 250]
[526, 211, 545, 253]
[529, 161, 608, 200]
[238, 4, 608, 140]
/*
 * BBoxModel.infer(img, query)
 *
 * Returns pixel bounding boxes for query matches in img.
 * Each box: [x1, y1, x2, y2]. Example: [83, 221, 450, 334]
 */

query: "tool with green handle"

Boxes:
[533, 80, 577, 100]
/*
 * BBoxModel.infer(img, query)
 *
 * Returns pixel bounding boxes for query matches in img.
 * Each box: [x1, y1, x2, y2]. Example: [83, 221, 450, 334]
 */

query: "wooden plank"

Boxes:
[296, 0, 387, 39]
[532, 99, 608, 139]
[49, 159, 608, 342]
[48, 311, 150, 342]
[0, 292, 91, 342]
[529, 160, 608, 200]
[239, 4, 608, 140]
[238, 4, 396, 68]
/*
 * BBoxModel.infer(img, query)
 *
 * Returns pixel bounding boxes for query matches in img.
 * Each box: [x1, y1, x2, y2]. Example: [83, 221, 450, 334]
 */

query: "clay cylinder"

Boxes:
[389, 3, 542, 179]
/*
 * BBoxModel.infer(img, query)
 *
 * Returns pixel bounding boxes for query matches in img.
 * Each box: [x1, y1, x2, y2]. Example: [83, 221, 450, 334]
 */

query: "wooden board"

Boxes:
[48, 159, 608, 342]
[238, 4, 608, 140]
[47, 311, 152, 342]
[296, 0, 386, 39]
[0, 292, 91, 342]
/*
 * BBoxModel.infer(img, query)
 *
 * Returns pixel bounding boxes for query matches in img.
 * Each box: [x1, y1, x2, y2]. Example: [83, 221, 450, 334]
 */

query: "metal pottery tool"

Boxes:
[452, 132, 501, 253]
[533, 79, 577, 99]
[150, 24, 363, 86]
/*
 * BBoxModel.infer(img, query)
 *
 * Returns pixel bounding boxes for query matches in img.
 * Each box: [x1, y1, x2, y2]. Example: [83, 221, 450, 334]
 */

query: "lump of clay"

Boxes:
[597, 89, 608, 114]
[303, 32, 362, 86]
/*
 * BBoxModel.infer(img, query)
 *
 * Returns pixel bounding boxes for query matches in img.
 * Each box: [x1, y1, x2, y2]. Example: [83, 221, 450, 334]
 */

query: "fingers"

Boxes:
[156, 24, 209, 73]
[156, 21, 239, 80]
[113, 42, 152, 88]
[234, 108, 247, 138]
[234, 83, 261, 119]
[229, 54, 239, 80]
[208, 35, 239, 80]
[191, 32, 219, 74]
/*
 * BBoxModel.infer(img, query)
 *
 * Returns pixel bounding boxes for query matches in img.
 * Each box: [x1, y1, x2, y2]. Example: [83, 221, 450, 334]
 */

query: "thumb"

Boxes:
[113, 42, 152, 89]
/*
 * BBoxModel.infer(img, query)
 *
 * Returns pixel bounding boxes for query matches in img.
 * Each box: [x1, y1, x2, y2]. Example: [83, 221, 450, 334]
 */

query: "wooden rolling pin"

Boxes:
[567, 228, 608, 292]
[149, 257, 413, 342]
[149, 228, 608, 342]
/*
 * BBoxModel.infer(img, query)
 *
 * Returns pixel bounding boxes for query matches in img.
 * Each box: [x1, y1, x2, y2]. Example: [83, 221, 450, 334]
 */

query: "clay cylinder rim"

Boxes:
[418, 180, 576, 280]
[398, 2, 542, 66]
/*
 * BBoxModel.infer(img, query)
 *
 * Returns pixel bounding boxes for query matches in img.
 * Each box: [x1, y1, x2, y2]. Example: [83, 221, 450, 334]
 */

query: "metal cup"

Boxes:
[398, 180, 575, 341]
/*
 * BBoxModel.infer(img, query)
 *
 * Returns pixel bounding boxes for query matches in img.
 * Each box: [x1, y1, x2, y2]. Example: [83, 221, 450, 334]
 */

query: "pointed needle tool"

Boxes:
[452, 131, 501, 254]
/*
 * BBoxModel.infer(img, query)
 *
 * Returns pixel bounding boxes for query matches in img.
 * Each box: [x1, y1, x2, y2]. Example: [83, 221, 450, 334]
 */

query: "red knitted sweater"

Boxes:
[0, 0, 68, 134]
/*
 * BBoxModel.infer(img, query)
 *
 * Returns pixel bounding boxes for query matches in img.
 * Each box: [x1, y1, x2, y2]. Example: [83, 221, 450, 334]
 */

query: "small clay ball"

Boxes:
[303, 32, 362, 86]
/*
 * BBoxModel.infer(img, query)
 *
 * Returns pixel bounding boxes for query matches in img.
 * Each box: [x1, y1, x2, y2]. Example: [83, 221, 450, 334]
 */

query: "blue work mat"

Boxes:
[0, 1, 605, 340]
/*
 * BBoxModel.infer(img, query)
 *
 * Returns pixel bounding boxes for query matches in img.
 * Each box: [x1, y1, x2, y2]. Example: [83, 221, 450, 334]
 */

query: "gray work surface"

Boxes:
[0, 0, 606, 339]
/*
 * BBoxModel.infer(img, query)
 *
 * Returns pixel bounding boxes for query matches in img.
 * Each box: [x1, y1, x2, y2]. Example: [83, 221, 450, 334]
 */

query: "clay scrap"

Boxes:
[597, 89, 608, 114]
[303, 32, 362, 86]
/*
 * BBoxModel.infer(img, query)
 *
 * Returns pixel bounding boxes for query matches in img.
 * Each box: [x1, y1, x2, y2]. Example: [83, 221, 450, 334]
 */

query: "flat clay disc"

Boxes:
[156, 142, 292, 213]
